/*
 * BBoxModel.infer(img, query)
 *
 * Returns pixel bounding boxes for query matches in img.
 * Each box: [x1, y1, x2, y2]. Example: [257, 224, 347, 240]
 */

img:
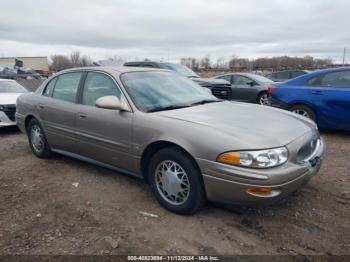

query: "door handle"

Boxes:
[311, 91, 323, 95]
[78, 113, 87, 119]
[38, 103, 45, 109]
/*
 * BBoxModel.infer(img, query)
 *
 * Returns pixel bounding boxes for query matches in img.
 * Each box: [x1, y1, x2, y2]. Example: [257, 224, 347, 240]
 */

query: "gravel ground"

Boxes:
[0, 126, 349, 255]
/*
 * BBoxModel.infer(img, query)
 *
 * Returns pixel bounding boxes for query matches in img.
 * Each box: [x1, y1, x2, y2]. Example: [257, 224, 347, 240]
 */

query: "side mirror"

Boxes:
[246, 81, 255, 86]
[95, 96, 129, 111]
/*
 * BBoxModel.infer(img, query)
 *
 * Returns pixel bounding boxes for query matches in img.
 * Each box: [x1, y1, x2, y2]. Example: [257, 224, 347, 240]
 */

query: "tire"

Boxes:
[257, 92, 269, 105]
[289, 105, 316, 122]
[27, 118, 52, 158]
[147, 147, 205, 214]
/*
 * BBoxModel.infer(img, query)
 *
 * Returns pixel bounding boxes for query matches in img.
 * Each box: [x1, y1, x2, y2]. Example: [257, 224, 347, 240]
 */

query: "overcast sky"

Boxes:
[0, 0, 349, 63]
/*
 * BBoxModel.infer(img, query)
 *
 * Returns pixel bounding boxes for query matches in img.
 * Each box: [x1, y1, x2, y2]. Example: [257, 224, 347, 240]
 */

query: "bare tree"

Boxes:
[200, 55, 211, 69]
[70, 51, 81, 67]
[50, 55, 72, 72]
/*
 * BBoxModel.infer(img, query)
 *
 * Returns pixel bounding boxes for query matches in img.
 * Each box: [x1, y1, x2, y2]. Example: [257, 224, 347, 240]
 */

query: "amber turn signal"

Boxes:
[246, 187, 273, 196]
[217, 152, 241, 165]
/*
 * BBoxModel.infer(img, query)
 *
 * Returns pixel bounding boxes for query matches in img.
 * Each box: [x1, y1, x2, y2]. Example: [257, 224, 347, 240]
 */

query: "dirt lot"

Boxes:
[0, 126, 349, 256]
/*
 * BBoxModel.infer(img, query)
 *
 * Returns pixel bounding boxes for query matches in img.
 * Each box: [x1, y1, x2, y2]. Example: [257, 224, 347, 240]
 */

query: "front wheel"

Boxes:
[27, 119, 52, 158]
[147, 147, 205, 214]
[289, 105, 316, 122]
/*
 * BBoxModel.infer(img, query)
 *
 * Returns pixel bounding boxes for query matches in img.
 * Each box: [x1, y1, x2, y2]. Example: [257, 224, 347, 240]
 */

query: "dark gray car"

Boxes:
[215, 73, 274, 105]
[265, 70, 309, 82]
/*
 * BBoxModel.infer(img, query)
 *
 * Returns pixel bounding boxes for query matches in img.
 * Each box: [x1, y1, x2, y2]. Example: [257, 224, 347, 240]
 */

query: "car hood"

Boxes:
[192, 77, 230, 85]
[0, 93, 23, 105]
[156, 101, 315, 148]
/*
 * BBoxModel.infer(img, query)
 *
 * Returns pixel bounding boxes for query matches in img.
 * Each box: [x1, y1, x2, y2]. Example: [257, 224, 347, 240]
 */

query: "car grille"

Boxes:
[2, 105, 16, 122]
[211, 84, 232, 100]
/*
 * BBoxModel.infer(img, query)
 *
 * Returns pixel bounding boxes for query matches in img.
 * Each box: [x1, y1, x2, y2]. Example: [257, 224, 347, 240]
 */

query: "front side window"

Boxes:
[217, 75, 232, 83]
[52, 72, 82, 103]
[82, 72, 121, 106]
[43, 78, 57, 96]
[233, 75, 252, 85]
[121, 71, 219, 112]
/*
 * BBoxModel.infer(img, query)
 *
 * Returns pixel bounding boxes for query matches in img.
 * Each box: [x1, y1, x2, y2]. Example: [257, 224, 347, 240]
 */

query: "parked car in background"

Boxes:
[0, 79, 27, 127]
[16, 67, 324, 214]
[0, 67, 17, 79]
[215, 73, 274, 105]
[123, 61, 232, 100]
[265, 70, 309, 82]
[270, 67, 350, 130]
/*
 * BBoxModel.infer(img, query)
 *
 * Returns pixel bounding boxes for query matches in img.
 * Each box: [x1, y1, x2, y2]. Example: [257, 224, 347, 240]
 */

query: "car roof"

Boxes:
[59, 66, 169, 75]
[215, 72, 261, 78]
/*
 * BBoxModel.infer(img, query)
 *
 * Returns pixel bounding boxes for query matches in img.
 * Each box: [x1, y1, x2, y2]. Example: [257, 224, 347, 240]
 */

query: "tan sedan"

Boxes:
[16, 67, 324, 214]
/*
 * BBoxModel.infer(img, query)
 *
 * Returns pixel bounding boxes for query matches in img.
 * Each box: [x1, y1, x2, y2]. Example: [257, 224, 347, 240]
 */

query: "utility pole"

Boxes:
[342, 47, 346, 66]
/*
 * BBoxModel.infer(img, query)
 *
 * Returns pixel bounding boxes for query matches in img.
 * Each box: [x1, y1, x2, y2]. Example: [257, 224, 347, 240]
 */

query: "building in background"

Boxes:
[0, 56, 48, 72]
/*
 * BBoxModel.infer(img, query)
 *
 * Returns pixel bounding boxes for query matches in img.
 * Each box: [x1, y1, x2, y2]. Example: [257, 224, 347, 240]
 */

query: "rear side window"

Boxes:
[307, 71, 350, 88]
[276, 71, 290, 80]
[291, 71, 305, 78]
[321, 71, 350, 87]
[52, 72, 82, 103]
[43, 78, 57, 96]
[82, 72, 121, 106]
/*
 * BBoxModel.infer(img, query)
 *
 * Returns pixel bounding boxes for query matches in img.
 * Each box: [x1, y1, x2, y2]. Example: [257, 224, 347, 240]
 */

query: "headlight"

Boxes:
[0, 105, 4, 111]
[217, 147, 288, 168]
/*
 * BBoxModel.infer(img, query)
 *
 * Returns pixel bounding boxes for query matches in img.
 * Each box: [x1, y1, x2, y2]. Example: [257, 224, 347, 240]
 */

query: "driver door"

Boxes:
[74, 71, 134, 171]
[231, 75, 257, 102]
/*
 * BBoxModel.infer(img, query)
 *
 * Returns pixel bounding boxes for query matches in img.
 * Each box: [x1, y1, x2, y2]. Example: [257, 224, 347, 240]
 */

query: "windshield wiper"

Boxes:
[147, 104, 191, 113]
[190, 99, 222, 106]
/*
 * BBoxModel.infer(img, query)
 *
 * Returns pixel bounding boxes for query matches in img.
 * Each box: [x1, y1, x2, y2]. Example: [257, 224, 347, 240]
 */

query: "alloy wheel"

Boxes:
[292, 109, 310, 118]
[259, 93, 269, 105]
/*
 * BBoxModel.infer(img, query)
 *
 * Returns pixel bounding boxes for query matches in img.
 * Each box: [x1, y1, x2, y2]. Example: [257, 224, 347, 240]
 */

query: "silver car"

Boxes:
[215, 73, 275, 105]
[16, 67, 325, 214]
[0, 79, 27, 127]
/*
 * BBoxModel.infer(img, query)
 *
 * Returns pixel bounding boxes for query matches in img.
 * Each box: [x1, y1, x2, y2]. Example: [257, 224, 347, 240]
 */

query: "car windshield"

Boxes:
[121, 71, 220, 112]
[159, 63, 200, 78]
[0, 81, 27, 93]
[250, 74, 274, 84]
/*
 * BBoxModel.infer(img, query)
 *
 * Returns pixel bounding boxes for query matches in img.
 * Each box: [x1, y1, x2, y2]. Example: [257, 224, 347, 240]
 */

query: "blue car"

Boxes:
[269, 67, 350, 130]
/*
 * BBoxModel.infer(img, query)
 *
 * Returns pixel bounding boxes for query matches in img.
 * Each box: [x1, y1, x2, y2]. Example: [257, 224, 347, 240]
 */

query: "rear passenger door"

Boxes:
[307, 70, 350, 129]
[39, 72, 83, 152]
[75, 71, 134, 171]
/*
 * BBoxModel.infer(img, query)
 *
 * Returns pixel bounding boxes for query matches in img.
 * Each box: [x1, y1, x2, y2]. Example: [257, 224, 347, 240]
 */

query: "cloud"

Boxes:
[0, 0, 349, 62]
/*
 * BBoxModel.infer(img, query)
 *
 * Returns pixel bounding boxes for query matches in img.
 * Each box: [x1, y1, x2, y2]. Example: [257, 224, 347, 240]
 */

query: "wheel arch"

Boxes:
[24, 114, 37, 132]
[256, 90, 268, 103]
[140, 140, 202, 179]
[287, 102, 319, 122]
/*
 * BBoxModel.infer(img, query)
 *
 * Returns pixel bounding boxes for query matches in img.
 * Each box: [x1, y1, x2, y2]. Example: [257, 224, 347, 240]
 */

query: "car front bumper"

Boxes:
[0, 111, 16, 127]
[197, 137, 325, 205]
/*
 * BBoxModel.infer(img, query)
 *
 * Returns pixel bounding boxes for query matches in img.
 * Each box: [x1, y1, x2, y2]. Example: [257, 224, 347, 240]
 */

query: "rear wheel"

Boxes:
[258, 92, 269, 105]
[147, 147, 205, 214]
[27, 119, 52, 158]
[289, 105, 316, 122]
